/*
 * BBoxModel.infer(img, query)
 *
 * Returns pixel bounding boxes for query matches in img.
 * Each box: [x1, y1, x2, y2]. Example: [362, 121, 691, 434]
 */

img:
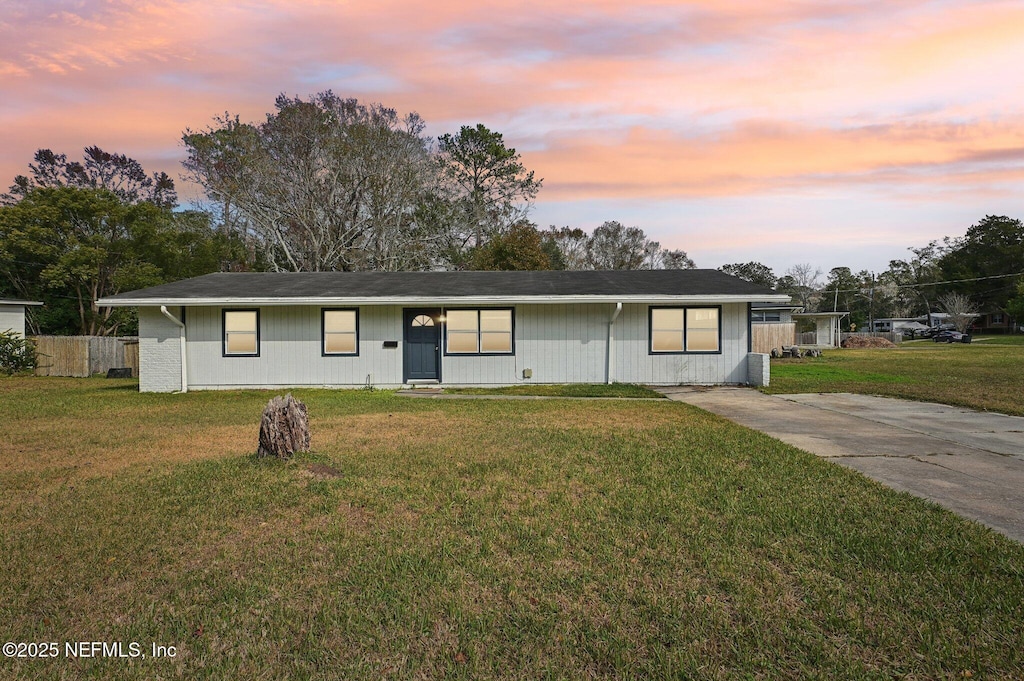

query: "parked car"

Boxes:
[920, 324, 954, 338]
[933, 330, 971, 343]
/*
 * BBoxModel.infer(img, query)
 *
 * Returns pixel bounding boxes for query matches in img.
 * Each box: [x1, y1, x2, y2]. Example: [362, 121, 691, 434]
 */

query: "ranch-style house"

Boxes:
[96, 270, 789, 392]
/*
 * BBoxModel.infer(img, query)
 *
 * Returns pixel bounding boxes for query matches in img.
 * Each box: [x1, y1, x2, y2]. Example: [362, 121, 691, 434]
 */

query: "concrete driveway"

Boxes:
[659, 387, 1024, 544]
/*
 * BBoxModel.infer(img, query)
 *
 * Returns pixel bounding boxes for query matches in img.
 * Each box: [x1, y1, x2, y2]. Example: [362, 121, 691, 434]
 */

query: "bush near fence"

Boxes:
[32, 336, 139, 377]
[793, 331, 902, 346]
[839, 332, 902, 345]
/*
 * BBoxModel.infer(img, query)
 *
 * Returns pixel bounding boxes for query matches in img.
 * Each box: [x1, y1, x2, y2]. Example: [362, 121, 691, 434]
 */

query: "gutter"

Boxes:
[160, 306, 188, 393]
[97, 294, 794, 307]
[607, 302, 622, 385]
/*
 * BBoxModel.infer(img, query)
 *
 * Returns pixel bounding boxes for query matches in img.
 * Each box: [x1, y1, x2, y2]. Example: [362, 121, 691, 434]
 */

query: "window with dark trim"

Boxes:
[445, 308, 513, 355]
[223, 309, 259, 356]
[751, 310, 781, 322]
[322, 308, 359, 356]
[649, 306, 721, 354]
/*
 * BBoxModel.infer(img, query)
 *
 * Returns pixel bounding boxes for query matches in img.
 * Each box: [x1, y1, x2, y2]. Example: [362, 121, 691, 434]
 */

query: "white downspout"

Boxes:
[160, 305, 188, 393]
[607, 302, 622, 384]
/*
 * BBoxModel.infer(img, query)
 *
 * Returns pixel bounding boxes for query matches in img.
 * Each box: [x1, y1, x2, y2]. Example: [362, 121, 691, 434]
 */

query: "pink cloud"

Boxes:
[1, 0, 1023, 273]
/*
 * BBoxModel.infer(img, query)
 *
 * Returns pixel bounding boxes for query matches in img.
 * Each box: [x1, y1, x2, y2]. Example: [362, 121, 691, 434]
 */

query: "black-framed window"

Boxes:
[649, 306, 721, 354]
[445, 308, 513, 355]
[751, 310, 781, 323]
[322, 308, 359, 356]
[223, 309, 259, 356]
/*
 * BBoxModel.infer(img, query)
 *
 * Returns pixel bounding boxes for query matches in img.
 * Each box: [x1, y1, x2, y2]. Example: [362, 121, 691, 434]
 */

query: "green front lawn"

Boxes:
[972, 334, 1024, 346]
[766, 342, 1024, 416]
[1, 378, 1022, 679]
[441, 383, 665, 398]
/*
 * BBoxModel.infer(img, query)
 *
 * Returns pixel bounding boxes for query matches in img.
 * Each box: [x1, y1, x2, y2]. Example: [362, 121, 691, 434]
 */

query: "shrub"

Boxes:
[0, 331, 38, 375]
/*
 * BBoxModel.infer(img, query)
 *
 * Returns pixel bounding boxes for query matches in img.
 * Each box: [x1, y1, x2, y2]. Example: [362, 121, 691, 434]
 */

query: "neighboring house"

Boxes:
[750, 304, 848, 351]
[750, 304, 801, 324]
[974, 311, 1018, 334]
[95, 270, 789, 393]
[0, 299, 43, 338]
[750, 303, 801, 354]
[871, 318, 923, 333]
[792, 311, 848, 347]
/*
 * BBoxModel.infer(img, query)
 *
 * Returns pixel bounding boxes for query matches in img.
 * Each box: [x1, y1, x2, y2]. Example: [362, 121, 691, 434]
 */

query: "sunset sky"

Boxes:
[2, 0, 1023, 274]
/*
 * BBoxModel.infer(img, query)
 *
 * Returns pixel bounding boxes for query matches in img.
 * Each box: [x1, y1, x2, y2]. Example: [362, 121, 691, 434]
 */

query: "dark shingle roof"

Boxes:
[98, 270, 786, 304]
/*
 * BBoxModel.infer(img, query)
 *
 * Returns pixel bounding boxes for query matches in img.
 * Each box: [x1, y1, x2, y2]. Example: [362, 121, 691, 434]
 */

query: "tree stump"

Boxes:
[257, 394, 310, 459]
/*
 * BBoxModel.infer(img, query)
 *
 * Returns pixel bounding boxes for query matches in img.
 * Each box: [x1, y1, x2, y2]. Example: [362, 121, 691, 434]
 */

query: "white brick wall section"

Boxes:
[139, 306, 182, 392]
[747, 353, 770, 387]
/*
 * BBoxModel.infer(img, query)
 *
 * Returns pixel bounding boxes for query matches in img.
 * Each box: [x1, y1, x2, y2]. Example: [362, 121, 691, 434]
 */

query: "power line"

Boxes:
[822, 271, 1023, 295]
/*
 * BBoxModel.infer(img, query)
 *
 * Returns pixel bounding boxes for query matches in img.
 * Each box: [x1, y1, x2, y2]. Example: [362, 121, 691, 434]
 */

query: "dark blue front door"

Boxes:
[404, 308, 441, 381]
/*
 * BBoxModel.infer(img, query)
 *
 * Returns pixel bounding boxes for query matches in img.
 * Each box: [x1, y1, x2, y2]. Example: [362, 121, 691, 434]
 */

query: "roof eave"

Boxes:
[96, 293, 794, 307]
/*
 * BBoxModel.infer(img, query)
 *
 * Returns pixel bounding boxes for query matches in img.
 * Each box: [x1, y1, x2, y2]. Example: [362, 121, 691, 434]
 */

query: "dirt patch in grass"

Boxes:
[0, 423, 256, 484]
[316, 410, 479, 450]
[305, 462, 344, 478]
[512, 402, 686, 432]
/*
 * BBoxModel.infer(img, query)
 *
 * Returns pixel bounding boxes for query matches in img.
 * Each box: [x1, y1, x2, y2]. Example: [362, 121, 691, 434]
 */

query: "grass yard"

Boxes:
[766, 341, 1024, 416]
[1, 378, 1023, 679]
[440, 383, 665, 398]
[971, 334, 1024, 346]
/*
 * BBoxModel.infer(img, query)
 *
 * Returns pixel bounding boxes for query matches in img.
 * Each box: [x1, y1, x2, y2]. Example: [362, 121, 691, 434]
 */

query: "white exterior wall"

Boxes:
[610, 303, 750, 385]
[138, 302, 753, 391]
[138, 306, 183, 392]
[441, 303, 610, 385]
[444, 302, 750, 386]
[0, 305, 27, 338]
[184, 306, 403, 389]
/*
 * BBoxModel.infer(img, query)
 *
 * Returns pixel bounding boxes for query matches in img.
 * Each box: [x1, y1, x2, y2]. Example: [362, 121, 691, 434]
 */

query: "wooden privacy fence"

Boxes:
[32, 336, 139, 377]
[752, 323, 796, 354]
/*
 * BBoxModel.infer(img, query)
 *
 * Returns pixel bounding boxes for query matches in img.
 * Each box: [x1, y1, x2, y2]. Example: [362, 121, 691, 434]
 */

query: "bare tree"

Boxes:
[653, 248, 697, 270]
[183, 92, 444, 272]
[938, 292, 978, 333]
[586, 221, 656, 270]
[544, 226, 590, 270]
[545, 221, 696, 271]
[781, 263, 823, 310]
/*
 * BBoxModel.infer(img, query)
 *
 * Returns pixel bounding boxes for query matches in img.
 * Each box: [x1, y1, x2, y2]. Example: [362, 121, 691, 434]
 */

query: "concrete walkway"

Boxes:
[659, 387, 1024, 543]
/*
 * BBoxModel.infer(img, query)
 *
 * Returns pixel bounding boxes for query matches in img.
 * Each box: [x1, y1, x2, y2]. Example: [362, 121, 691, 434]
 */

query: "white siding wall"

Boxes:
[611, 303, 750, 385]
[137, 302, 752, 391]
[0, 305, 27, 338]
[185, 306, 403, 389]
[441, 303, 609, 385]
[139, 306, 183, 392]
[440, 303, 750, 386]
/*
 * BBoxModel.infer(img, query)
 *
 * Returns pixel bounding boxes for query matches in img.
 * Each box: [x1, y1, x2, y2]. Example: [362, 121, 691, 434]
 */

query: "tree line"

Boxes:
[1, 92, 694, 335]
[2, 91, 1020, 336]
[719, 215, 1024, 331]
